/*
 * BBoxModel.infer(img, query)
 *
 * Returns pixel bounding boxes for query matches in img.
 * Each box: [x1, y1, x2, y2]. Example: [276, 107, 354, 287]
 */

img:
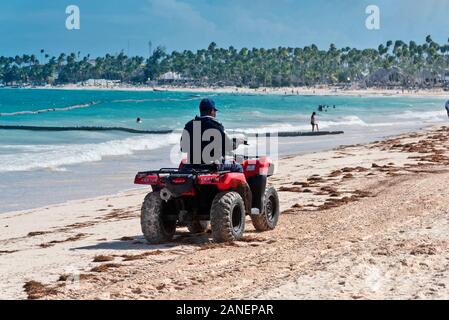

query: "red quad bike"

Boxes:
[134, 157, 280, 244]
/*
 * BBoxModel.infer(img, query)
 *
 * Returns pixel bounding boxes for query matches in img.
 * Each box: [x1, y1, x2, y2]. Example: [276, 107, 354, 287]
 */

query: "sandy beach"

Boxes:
[1, 124, 449, 300]
[35, 83, 449, 99]
[4, 0, 449, 305]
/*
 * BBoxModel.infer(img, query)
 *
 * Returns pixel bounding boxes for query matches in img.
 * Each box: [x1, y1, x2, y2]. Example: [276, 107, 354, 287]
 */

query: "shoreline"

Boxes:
[7, 84, 449, 99]
[1, 124, 449, 299]
[0, 87, 446, 213]
[0, 122, 434, 215]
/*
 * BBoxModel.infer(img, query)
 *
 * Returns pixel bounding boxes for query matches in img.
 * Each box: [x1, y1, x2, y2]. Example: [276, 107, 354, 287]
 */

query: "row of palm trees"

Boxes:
[1, 36, 449, 88]
[0, 51, 146, 85]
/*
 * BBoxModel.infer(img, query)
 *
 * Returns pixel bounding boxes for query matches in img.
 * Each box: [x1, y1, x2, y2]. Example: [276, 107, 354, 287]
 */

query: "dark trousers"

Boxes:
[217, 163, 243, 173]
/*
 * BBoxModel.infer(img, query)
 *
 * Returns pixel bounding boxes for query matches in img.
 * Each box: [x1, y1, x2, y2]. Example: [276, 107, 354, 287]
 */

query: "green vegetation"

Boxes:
[1, 36, 449, 88]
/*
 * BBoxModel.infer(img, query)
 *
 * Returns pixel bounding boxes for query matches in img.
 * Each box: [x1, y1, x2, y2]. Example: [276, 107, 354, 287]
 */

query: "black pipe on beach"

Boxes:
[277, 131, 344, 137]
[0, 125, 173, 134]
[0, 125, 344, 137]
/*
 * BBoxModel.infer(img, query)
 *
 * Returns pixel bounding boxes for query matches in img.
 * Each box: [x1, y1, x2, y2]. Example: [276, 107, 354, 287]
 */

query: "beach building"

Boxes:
[365, 67, 407, 87]
[157, 72, 192, 85]
[159, 71, 182, 81]
[363, 67, 449, 88]
[444, 72, 449, 83]
[80, 79, 121, 87]
[414, 70, 449, 87]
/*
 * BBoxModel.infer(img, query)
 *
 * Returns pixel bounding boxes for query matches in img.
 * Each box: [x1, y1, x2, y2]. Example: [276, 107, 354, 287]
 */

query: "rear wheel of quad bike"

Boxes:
[251, 186, 280, 231]
[187, 220, 210, 234]
[210, 192, 246, 242]
[141, 192, 177, 244]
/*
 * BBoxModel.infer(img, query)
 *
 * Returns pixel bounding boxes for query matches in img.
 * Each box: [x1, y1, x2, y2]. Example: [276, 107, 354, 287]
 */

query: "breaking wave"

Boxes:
[0, 101, 98, 116]
[0, 133, 180, 172]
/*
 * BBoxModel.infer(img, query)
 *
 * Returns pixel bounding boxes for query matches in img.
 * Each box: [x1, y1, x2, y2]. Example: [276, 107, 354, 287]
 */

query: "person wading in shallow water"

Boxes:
[311, 112, 319, 132]
[445, 100, 449, 118]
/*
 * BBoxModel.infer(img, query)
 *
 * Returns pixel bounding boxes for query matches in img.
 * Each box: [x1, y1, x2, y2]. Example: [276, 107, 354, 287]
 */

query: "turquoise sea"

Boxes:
[0, 88, 447, 212]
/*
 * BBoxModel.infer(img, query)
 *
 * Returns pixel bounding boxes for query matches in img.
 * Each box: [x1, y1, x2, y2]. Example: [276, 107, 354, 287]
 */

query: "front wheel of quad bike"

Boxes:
[251, 186, 280, 231]
[141, 192, 177, 244]
[210, 192, 246, 242]
[187, 220, 210, 234]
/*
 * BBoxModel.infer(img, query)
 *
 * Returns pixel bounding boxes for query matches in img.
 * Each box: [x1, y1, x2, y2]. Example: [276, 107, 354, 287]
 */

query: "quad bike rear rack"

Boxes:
[137, 167, 232, 177]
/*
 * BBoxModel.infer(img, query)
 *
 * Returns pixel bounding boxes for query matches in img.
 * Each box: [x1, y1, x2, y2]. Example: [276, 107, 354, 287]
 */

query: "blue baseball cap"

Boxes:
[199, 98, 218, 113]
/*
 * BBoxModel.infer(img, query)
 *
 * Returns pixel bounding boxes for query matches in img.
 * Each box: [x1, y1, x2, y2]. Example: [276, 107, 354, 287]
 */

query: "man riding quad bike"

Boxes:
[134, 99, 280, 244]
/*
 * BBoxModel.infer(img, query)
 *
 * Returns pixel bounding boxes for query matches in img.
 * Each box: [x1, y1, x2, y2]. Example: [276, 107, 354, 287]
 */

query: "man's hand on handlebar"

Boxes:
[233, 137, 249, 148]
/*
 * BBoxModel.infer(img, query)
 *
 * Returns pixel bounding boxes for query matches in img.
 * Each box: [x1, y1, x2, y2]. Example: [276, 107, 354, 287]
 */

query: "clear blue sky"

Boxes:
[1, 0, 448, 58]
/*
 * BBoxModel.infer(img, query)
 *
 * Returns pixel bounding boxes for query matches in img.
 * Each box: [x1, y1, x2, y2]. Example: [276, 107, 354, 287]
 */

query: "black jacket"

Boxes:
[181, 116, 236, 165]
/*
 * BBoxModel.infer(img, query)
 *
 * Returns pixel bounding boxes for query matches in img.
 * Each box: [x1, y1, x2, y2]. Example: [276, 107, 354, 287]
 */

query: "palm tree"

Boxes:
[30, 54, 37, 66]
[40, 49, 45, 64]
[2, 36, 449, 87]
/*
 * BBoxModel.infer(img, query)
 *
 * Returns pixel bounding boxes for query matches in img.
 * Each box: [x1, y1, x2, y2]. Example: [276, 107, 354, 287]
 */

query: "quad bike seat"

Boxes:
[181, 163, 243, 173]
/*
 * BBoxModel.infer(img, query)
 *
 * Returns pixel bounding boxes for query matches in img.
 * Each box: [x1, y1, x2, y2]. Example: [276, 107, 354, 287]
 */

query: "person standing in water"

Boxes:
[311, 112, 319, 132]
[445, 100, 449, 118]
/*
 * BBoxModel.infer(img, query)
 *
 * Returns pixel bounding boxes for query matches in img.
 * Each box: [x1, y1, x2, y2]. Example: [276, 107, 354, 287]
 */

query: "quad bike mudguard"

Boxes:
[246, 174, 267, 212]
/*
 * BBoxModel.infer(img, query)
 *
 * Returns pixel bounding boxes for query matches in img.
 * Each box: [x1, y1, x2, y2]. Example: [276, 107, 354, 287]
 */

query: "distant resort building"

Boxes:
[418, 70, 449, 86]
[79, 79, 121, 87]
[444, 72, 449, 84]
[365, 67, 407, 87]
[365, 67, 449, 88]
[159, 72, 182, 81]
[156, 72, 193, 85]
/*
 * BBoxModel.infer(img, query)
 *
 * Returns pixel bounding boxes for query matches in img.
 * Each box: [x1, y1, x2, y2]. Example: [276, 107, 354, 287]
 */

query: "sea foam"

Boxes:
[0, 133, 180, 172]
